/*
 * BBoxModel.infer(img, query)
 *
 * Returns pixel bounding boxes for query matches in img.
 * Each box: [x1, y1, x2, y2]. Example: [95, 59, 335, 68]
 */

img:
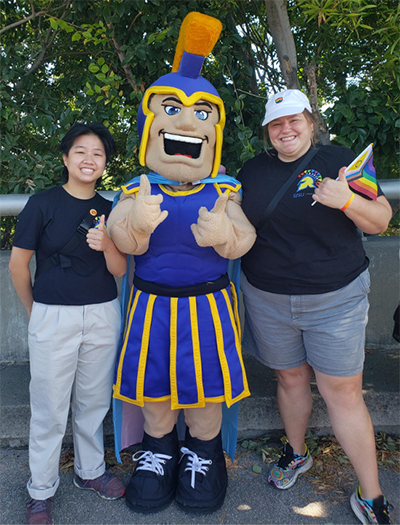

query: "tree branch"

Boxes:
[0, 10, 47, 35]
[0, 0, 71, 36]
[106, 17, 138, 92]
[282, 54, 300, 90]
[123, 11, 142, 46]
[15, 28, 57, 91]
[14, 1, 72, 91]
[109, 35, 138, 91]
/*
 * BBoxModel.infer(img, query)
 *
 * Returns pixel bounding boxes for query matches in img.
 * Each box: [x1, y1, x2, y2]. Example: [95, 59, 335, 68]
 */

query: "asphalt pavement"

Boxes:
[1, 439, 399, 525]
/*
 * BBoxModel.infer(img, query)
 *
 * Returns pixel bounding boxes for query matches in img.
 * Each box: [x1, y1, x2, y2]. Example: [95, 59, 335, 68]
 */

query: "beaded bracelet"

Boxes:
[340, 192, 355, 211]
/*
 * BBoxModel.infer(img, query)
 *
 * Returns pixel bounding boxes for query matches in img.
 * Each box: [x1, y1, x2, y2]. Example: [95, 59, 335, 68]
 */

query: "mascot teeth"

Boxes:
[164, 133, 202, 144]
[164, 133, 202, 158]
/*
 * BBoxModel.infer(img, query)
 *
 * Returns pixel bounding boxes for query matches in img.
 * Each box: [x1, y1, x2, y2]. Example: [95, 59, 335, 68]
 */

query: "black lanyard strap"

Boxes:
[35, 209, 97, 278]
[256, 147, 319, 230]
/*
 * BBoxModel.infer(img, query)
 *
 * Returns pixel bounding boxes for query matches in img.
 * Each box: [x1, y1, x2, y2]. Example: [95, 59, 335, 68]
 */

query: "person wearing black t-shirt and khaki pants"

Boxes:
[238, 90, 393, 525]
[9, 123, 127, 525]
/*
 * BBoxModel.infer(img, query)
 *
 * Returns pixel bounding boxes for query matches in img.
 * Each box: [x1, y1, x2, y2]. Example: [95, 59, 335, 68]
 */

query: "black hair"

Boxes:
[60, 122, 117, 184]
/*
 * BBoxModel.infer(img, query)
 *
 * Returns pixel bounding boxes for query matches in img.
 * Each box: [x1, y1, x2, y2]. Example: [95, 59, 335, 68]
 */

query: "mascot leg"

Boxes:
[176, 403, 227, 513]
[126, 401, 180, 513]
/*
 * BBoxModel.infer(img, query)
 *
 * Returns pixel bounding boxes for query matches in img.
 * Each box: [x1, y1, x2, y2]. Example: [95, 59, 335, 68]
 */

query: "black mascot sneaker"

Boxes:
[176, 428, 228, 513]
[126, 426, 179, 513]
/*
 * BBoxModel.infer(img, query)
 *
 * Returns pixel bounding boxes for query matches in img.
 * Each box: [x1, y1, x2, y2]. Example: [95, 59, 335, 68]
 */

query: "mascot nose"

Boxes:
[176, 107, 197, 132]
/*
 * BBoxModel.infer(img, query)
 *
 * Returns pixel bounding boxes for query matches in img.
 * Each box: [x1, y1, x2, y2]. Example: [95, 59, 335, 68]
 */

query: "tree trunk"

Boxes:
[265, 0, 330, 144]
[264, 0, 300, 89]
[304, 63, 330, 145]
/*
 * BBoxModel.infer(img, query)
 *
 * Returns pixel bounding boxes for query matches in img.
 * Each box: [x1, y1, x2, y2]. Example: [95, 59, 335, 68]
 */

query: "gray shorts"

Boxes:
[241, 270, 370, 377]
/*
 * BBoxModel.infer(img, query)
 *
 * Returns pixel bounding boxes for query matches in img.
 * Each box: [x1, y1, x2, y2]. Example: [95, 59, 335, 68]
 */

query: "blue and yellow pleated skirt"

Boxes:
[113, 282, 250, 409]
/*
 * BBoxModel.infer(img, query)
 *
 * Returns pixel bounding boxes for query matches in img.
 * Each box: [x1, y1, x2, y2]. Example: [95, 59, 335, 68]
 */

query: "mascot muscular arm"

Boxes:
[108, 175, 168, 255]
[108, 12, 256, 515]
[108, 174, 255, 258]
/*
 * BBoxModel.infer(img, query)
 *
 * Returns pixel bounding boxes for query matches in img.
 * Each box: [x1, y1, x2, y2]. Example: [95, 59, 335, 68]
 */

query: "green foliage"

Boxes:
[292, 0, 400, 93]
[0, 0, 266, 202]
[1, 0, 398, 211]
[289, 0, 399, 178]
[1, 217, 16, 250]
[325, 85, 399, 177]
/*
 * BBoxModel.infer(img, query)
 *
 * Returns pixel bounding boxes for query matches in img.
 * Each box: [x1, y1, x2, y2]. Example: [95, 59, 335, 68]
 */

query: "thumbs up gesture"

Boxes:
[191, 193, 232, 247]
[313, 167, 354, 209]
[129, 174, 168, 234]
[87, 214, 111, 252]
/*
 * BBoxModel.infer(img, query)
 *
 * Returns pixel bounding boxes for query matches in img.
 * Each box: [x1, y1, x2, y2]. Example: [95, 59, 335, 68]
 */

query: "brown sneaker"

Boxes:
[26, 498, 52, 525]
[73, 470, 126, 500]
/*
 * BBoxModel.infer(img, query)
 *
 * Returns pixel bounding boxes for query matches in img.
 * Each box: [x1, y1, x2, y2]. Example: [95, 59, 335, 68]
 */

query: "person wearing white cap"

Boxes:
[237, 89, 393, 524]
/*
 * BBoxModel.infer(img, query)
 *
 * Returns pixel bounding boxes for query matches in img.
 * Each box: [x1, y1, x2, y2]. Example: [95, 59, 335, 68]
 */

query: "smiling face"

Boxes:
[267, 111, 314, 162]
[144, 93, 220, 183]
[62, 134, 106, 189]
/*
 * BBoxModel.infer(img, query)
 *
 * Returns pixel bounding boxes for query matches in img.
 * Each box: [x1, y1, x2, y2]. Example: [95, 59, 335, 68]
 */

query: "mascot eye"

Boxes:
[164, 105, 181, 116]
[195, 109, 208, 121]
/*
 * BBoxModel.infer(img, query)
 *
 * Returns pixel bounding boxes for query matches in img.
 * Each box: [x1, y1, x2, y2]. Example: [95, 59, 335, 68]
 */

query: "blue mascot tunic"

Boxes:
[113, 178, 250, 410]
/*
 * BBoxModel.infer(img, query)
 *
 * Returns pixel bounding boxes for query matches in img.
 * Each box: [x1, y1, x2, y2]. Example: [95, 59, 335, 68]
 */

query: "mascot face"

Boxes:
[136, 12, 225, 183]
[145, 93, 220, 183]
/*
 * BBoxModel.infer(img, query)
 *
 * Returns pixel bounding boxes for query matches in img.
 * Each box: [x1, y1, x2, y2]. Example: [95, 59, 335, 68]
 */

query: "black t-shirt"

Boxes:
[13, 186, 118, 305]
[237, 144, 383, 295]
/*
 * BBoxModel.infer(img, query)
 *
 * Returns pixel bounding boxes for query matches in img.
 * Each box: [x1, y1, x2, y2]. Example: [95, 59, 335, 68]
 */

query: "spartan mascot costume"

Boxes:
[108, 12, 256, 514]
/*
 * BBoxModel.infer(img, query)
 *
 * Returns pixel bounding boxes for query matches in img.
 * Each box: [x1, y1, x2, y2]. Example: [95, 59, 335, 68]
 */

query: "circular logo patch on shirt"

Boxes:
[90, 209, 97, 216]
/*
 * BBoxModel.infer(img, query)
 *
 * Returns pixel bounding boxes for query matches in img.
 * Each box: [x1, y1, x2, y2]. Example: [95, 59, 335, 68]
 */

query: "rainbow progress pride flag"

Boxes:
[344, 143, 378, 201]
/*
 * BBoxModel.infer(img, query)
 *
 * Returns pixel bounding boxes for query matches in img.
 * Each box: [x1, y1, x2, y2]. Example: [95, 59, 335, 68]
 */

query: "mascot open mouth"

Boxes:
[163, 132, 203, 159]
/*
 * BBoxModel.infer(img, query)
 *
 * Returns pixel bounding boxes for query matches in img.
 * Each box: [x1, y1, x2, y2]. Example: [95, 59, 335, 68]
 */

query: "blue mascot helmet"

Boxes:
[137, 12, 226, 178]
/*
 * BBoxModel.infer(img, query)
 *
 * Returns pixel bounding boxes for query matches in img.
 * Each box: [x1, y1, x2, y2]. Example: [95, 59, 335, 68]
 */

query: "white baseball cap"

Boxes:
[262, 89, 312, 126]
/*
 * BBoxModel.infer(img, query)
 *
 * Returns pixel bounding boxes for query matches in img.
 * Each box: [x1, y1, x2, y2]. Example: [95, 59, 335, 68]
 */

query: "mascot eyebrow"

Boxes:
[159, 96, 214, 111]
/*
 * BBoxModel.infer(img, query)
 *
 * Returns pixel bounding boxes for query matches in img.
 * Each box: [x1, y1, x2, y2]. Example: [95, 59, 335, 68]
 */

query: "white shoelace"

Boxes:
[132, 450, 172, 476]
[180, 447, 212, 489]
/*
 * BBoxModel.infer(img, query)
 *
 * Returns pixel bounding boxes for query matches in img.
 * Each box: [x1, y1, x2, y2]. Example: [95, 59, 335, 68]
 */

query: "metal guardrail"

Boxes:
[0, 181, 399, 216]
[0, 191, 116, 216]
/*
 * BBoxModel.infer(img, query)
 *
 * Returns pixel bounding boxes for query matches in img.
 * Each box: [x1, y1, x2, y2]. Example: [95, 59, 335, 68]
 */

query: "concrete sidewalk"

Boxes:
[0, 349, 399, 524]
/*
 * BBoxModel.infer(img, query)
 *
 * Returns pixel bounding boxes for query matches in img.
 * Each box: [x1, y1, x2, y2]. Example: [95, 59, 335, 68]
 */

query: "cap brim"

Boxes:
[262, 105, 309, 126]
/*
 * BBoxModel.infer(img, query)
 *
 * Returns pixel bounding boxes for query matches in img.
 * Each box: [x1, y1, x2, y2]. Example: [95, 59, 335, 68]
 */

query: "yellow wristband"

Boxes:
[340, 192, 355, 211]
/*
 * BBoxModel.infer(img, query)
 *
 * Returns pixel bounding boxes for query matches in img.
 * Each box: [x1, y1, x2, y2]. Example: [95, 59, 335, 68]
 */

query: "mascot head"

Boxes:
[137, 12, 225, 183]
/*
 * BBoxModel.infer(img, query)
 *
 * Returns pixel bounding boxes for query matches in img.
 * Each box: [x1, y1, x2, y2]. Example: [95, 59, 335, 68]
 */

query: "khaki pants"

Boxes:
[27, 299, 121, 500]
